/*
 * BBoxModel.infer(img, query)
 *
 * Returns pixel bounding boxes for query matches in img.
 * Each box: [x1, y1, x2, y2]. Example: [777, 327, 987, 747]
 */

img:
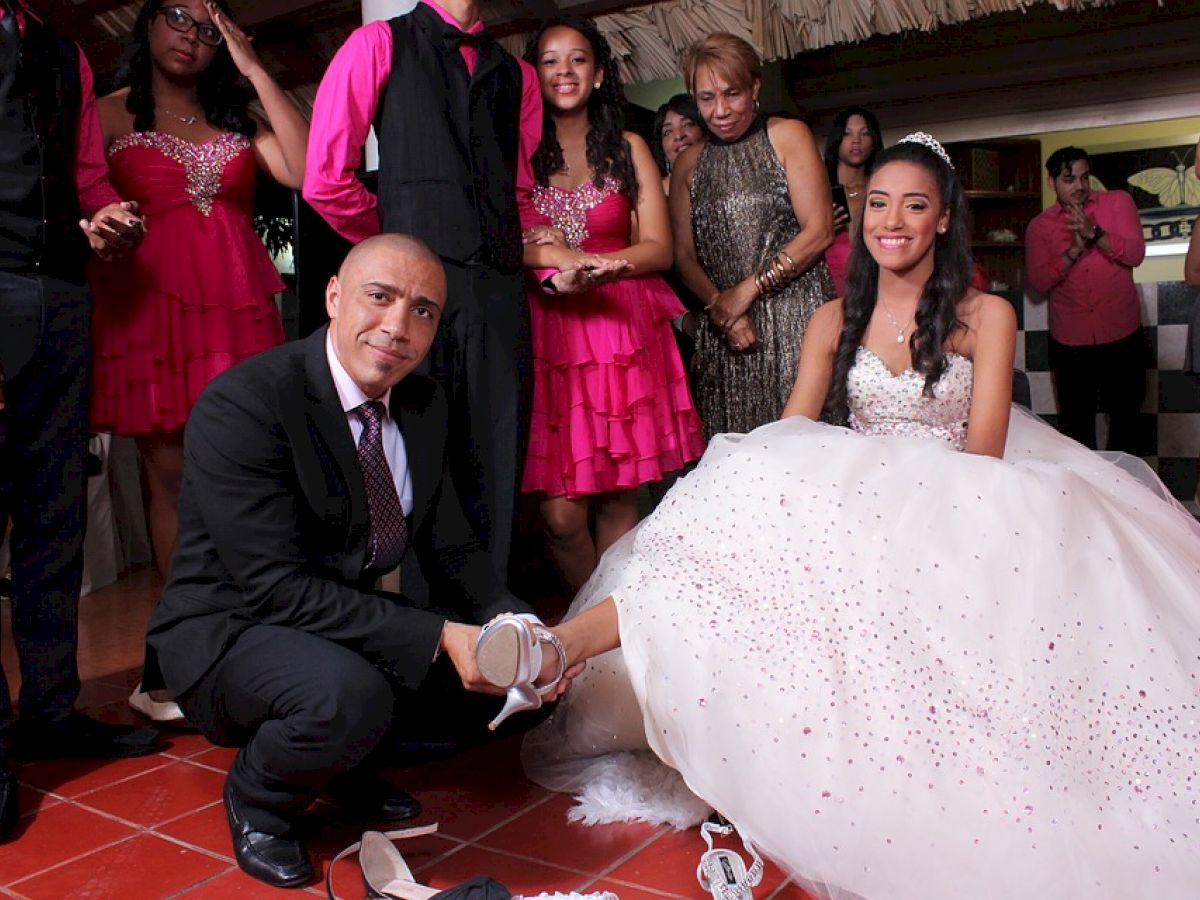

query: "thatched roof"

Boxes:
[497, 0, 1142, 84]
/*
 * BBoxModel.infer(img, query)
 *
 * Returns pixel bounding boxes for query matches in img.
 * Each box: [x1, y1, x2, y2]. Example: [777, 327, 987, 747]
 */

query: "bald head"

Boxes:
[325, 233, 447, 398]
[337, 233, 444, 284]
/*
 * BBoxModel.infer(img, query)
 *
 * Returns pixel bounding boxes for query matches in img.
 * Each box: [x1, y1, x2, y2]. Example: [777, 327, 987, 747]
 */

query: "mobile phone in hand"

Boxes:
[831, 183, 848, 210]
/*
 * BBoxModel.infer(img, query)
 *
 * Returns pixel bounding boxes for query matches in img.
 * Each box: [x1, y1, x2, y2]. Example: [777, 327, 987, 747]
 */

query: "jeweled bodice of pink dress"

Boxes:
[529, 175, 628, 253]
[847, 346, 972, 449]
[106, 130, 254, 217]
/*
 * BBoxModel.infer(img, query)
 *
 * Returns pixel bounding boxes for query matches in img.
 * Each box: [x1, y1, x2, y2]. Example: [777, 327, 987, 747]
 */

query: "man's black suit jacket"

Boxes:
[144, 326, 527, 699]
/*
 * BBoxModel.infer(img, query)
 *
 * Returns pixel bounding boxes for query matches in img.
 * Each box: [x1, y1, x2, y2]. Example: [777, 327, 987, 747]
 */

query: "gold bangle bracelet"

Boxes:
[777, 249, 796, 273]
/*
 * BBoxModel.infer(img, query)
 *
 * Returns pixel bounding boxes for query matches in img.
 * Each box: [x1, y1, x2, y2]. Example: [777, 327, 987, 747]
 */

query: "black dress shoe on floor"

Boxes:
[224, 783, 313, 889]
[14, 713, 160, 760]
[0, 765, 18, 843]
[327, 772, 421, 823]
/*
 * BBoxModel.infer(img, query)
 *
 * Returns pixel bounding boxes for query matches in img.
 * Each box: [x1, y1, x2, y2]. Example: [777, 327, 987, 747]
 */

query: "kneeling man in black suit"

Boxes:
[141, 234, 565, 888]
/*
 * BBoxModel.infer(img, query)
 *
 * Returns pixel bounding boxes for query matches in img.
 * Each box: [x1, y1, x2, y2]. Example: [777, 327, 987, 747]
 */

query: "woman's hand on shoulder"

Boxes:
[206, 1, 265, 80]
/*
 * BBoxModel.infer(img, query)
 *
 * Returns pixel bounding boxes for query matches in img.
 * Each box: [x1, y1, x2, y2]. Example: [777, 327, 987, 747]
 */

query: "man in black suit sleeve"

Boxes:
[142, 235, 567, 889]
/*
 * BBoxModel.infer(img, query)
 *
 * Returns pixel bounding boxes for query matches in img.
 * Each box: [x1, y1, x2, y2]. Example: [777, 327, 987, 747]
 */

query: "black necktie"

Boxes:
[355, 400, 408, 571]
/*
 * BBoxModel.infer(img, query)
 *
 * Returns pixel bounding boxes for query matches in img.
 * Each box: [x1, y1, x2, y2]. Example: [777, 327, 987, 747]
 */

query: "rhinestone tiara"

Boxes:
[897, 132, 954, 169]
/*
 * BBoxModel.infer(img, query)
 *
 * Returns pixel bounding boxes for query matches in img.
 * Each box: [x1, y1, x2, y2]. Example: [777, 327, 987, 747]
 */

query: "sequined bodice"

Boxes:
[529, 176, 630, 253]
[689, 120, 800, 290]
[106, 131, 254, 217]
[847, 347, 973, 449]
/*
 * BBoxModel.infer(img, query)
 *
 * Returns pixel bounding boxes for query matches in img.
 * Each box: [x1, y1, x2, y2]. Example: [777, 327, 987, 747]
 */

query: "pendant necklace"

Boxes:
[878, 297, 915, 344]
[158, 106, 198, 126]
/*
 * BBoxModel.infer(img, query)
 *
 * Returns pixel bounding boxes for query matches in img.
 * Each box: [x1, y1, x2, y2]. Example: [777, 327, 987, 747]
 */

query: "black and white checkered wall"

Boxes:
[1010, 282, 1200, 516]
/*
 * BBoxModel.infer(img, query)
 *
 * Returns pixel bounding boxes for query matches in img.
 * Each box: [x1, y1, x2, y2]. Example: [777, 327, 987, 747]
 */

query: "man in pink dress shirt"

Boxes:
[304, 0, 541, 592]
[1026, 146, 1147, 451]
[0, 0, 156, 842]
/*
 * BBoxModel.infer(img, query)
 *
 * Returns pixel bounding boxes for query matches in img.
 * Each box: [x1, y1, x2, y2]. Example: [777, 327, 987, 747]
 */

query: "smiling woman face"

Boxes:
[148, 0, 220, 78]
[660, 110, 703, 167]
[863, 160, 950, 276]
[536, 25, 600, 115]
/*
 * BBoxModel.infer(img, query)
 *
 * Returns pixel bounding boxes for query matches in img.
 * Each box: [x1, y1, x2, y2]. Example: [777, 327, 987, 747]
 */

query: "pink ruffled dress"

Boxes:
[521, 177, 705, 499]
[90, 131, 285, 434]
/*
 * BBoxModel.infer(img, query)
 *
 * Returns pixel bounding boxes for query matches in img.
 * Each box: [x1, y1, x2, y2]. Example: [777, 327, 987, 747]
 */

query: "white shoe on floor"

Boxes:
[128, 684, 187, 725]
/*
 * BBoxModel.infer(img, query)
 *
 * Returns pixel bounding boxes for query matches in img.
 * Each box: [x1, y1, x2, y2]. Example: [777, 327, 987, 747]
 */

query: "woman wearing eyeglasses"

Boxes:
[88, 0, 308, 721]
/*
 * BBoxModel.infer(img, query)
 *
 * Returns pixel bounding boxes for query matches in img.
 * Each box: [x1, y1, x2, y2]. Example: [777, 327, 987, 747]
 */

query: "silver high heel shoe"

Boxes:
[475, 613, 567, 730]
[696, 820, 764, 900]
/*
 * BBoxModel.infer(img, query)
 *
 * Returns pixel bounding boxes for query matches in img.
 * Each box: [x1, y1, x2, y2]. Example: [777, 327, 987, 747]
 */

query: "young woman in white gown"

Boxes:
[475, 135, 1200, 899]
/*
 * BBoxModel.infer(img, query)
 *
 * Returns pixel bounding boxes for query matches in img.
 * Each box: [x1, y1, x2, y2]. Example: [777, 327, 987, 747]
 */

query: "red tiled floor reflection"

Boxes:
[2, 569, 781, 898]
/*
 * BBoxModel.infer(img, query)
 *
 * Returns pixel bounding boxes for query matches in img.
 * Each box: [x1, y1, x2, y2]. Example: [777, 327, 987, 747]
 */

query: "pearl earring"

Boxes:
[594, 81, 601, 89]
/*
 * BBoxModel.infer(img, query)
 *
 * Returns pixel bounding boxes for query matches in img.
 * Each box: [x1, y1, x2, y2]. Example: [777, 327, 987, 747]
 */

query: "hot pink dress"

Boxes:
[521, 177, 705, 499]
[90, 131, 285, 434]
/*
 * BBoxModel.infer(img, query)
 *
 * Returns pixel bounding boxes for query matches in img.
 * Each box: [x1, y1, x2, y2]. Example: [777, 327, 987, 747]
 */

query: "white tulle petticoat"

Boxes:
[523, 408, 1200, 900]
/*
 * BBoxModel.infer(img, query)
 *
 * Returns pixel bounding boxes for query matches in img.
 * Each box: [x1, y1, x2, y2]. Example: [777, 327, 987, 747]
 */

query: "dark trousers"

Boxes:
[424, 262, 530, 587]
[179, 624, 536, 835]
[1048, 329, 1146, 452]
[0, 273, 90, 754]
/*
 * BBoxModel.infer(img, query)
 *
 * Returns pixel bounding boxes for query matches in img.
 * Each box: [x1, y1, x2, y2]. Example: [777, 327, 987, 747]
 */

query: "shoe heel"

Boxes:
[488, 684, 541, 731]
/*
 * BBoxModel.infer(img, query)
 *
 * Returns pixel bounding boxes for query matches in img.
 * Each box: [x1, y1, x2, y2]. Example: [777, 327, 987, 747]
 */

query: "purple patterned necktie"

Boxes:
[355, 400, 408, 571]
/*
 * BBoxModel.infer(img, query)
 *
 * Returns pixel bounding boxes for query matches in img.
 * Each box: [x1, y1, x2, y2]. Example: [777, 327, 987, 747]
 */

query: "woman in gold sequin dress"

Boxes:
[500, 137, 1200, 898]
[89, 0, 308, 720]
[670, 33, 835, 439]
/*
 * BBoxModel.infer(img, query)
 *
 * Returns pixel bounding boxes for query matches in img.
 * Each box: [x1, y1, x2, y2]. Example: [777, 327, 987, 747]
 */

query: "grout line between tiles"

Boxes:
[16, 755, 175, 803]
[4, 830, 143, 889]
[163, 864, 240, 898]
[576, 824, 672, 890]
[448, 789, 558, 846]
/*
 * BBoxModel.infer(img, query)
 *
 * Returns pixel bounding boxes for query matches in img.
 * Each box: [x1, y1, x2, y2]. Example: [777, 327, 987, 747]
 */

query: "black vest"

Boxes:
[0, 12, 86, 282]
[374, 6, 522, 271]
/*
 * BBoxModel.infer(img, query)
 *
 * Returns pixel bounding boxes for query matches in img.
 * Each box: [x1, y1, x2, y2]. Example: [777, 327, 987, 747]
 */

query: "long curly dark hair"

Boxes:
[824, 139, 972, 422]
[119, 0, 256, 137]
[523, 16, 637, 204]
[823, 106, 882, 187]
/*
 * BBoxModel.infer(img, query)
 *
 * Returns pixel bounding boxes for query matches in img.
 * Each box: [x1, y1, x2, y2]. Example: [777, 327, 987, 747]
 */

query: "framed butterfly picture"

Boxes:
[1088, 138, 1199, 247]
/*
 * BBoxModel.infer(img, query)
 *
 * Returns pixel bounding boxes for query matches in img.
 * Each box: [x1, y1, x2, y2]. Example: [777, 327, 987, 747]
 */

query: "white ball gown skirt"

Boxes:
[522, 407, 1200, 899]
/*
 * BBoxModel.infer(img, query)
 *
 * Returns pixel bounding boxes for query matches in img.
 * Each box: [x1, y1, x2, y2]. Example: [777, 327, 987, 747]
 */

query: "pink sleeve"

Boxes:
[73, 48, 122, 216]
[302, 22, 393, 244]
[1024, 214, 1068, 294]
[514, 57, 542, 205]
[1100, 191, 1146, 268]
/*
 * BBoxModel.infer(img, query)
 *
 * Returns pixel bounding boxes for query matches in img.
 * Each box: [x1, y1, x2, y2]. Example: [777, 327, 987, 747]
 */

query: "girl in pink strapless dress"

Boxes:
[89, 0, 308, 721]
[520, 17, 704, 596]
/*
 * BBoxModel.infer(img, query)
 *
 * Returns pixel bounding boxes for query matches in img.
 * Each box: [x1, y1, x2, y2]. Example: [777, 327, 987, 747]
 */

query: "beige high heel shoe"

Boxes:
[325, 825, 439, 900]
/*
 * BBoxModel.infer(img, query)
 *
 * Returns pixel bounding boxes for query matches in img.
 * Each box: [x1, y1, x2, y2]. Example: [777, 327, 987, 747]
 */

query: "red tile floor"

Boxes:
[1, 568, 810, 899]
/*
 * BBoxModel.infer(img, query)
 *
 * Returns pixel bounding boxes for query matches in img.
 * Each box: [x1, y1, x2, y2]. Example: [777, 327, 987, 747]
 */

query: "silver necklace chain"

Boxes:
[878, 298, 916, 344]
[158, 106, 199, 126]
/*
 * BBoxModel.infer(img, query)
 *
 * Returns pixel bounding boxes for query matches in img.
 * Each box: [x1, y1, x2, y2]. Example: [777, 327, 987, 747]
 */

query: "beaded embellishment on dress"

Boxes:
[107, 131, 251, 216]
[846, 347, 973, 450]
[531, 176, 621, 251]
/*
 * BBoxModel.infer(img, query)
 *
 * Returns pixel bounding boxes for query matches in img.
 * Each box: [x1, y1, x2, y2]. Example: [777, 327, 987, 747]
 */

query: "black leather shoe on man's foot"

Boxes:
[14, 713, 159, 760]
[0, 765, 18, 842]
[224, 783, 313, 888]
[326, 772, 421, 823]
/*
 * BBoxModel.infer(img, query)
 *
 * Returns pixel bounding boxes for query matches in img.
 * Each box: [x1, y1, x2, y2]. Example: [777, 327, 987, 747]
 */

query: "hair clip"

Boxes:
[897, 132, 954, 169]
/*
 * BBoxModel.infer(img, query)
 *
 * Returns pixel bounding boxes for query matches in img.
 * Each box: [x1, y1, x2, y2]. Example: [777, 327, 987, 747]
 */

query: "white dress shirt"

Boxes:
[325, 333, 414, 515]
